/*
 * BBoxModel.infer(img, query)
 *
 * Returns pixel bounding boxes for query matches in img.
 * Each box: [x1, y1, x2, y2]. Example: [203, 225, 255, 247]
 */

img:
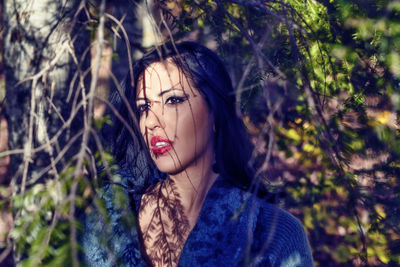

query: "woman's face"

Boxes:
[135, 61, 215, 175]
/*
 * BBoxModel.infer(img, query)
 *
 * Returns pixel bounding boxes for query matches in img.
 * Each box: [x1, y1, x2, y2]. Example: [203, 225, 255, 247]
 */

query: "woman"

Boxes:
[82, 42, 314, 266]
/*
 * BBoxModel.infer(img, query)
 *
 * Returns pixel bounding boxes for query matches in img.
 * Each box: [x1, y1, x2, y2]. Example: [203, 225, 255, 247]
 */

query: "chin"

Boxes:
[152, 155, 185, 175]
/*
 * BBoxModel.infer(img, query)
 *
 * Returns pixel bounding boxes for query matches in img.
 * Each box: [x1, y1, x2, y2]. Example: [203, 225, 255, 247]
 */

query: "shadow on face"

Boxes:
[135, 60, 215, 176]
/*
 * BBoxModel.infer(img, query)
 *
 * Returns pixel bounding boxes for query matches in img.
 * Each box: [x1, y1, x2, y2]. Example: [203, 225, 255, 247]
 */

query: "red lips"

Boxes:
[150, 136, 173, 156]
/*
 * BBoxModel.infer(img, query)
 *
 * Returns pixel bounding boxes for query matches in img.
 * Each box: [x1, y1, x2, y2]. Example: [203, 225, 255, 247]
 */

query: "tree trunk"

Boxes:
[3, 0, 146, 264]
[3, 0, 89, 191]
[3, 0, 90, 264]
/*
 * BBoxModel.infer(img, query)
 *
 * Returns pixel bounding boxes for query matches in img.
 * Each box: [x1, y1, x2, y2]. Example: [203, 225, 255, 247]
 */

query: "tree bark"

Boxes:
[3, 0, 90, 264]
[3, 0, 89, 190]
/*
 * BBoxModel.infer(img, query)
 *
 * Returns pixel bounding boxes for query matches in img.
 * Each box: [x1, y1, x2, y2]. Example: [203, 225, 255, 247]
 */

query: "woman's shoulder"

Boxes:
[250, 194, 314, 266]
[214, 177, 309, 240]
[188, 177, 314, 266]
[256, 200, 307, 236]
[80, 182, 145, 266]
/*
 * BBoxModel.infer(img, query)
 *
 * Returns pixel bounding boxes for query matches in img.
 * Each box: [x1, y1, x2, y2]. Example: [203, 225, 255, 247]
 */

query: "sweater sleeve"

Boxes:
[81, 207, 117, 266]
[80, 184, 145, 267]
[252, 204, 314, 267]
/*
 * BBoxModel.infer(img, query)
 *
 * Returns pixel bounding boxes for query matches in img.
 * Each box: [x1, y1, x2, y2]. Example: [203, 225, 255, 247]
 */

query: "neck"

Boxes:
[168, 151, 219, 225]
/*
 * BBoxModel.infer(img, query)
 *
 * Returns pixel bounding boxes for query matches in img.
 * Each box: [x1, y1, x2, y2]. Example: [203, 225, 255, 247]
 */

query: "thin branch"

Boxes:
[27, 130, 83, 186]
[105, 13, 134, 86]
[0, 101, 85, 159]
[69, 1, 106, 266]
[13, 41, 70, 88]
[215, 0, 286, 79]
[20, 77, 38, 196]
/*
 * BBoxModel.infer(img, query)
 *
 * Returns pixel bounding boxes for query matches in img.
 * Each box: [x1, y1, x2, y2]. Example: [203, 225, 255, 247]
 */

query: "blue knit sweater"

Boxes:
[82, 171, 314, 266]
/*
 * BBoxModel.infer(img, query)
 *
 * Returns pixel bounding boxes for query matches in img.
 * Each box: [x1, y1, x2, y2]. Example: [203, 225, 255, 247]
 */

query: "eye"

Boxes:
[137, 103, 150, 115]
[165, 96, 186, 105]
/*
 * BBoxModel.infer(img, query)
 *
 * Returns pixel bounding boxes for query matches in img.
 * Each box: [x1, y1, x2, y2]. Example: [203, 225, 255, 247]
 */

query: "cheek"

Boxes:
[139, 119, 147, 143]
[176, 101, 212, 146]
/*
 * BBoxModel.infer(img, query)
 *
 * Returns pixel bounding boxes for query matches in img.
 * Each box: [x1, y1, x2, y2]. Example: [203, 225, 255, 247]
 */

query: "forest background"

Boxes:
[0, 0, 399, 266]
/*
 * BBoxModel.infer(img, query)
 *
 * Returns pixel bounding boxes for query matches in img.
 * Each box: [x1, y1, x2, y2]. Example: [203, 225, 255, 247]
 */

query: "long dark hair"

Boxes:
[110, 41, 257, 192]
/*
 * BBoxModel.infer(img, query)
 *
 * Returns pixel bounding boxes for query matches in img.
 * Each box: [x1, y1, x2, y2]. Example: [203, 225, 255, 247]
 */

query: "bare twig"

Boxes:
[27, 130, 84, 186]
[0, 101, 85, 159]
[215, 0, 286, 79]
[105, 13, 134, 86]
[20, 78, 38, 196]
[69, 1, 106, 266]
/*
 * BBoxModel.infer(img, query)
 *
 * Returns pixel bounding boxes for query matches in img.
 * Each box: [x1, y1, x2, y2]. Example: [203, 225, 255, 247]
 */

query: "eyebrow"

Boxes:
[136, 88, 184, 101]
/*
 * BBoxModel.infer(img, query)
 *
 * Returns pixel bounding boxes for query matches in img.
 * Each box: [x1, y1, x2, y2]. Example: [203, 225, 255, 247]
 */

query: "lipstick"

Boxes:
[150, 136, 173, 156]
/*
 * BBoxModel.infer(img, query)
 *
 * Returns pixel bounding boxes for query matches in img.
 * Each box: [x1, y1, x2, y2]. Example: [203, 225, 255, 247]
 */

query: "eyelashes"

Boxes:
[136, 96, 188, 116]
[137, 102, 151, 114]
[165, 95, 187, 105]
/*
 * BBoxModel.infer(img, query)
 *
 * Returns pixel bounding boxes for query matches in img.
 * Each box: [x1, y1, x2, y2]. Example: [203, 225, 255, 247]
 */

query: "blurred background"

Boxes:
[0, 0, 399, 266]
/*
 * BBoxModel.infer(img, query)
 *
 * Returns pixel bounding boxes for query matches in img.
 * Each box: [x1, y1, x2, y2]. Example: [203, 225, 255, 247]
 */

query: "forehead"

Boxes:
[136, 61, 191, 97]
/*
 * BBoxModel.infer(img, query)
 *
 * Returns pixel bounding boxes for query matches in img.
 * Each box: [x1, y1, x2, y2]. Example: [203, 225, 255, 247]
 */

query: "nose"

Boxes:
[144, 102, 165, 131]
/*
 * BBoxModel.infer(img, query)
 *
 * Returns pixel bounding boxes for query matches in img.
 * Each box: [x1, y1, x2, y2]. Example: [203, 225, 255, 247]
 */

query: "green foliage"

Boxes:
[8, 0, 400, 266]
[10, 152, 122, 266]
[11, 166, 81, 266]
[162, 0, 400, 265]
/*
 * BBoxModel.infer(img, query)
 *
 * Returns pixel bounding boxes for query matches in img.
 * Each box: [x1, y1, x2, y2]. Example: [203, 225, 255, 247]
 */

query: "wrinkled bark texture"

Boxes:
[3, 0, 89, 185]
